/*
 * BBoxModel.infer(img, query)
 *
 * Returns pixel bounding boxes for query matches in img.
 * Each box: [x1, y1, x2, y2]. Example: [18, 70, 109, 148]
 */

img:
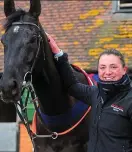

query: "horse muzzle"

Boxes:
[0, 78, 21, 103]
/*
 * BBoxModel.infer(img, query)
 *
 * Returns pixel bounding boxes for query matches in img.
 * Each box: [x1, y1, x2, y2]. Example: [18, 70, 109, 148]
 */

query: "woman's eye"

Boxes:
[100, 67, 105, 70]
[112, 67, 117, 69]
[111, 66, 117, 69]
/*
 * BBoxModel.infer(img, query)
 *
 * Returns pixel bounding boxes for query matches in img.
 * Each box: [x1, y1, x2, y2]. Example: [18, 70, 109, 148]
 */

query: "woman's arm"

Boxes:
[47, 34, 95, 105]
[55, 53, 95, 105]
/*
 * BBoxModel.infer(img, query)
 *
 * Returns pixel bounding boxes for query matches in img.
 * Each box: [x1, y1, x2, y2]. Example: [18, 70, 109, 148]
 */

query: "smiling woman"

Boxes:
[98, 49, 127, 81]
[47, 33, 132, 152]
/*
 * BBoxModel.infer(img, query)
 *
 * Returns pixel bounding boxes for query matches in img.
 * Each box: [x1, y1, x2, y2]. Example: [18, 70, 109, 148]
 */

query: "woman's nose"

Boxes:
[105, 68, 112, 75]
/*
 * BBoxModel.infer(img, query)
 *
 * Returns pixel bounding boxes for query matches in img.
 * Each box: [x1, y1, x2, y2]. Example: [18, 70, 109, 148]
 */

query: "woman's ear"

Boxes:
[124, 66, 128, 74]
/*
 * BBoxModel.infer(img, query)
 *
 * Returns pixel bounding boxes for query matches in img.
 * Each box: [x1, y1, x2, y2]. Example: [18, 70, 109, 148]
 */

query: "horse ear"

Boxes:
[29, 0, 41, 18]
[4, 0, 16, 17]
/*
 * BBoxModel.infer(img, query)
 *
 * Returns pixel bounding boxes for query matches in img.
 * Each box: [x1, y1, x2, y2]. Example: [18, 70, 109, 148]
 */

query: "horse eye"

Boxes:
[1, 39, 7, 48]
[30, 36, 37, 43]
[1, 35, 5, 44]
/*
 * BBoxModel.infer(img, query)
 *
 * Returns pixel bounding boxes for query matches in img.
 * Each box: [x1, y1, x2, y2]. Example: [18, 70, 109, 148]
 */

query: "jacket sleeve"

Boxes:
[54, 53, 95, 106]
[127, 103, 132, 123]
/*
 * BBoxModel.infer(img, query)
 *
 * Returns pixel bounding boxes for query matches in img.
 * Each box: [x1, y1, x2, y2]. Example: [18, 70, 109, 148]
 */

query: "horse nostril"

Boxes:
[11, 80, 18, 95]
[12, 80, 17, 89]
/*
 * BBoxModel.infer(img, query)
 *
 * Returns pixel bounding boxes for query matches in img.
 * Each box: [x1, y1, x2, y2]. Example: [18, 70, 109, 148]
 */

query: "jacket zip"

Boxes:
[94, 98, 104, 152]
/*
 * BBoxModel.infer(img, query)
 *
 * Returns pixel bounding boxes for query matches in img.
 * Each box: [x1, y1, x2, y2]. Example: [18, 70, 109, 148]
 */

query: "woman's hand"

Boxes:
[46, 33, 61, 54]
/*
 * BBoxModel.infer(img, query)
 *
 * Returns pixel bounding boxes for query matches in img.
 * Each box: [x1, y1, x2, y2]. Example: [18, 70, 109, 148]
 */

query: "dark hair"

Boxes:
[98, 49, 125, 67]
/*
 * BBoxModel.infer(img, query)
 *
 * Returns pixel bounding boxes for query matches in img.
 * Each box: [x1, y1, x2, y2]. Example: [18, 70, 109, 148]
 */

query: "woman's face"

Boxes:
[98, 54, 127, 81]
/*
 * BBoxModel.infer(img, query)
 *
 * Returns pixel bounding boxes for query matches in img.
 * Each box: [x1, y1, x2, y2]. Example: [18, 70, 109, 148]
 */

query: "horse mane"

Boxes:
[4, 9, 26, 29]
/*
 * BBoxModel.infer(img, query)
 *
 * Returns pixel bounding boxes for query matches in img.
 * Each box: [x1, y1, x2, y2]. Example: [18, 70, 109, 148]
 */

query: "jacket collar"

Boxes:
[97, 74, 131, 102]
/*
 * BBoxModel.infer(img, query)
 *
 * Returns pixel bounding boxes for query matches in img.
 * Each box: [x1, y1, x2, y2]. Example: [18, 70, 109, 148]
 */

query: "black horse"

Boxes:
[0, 0, 93, 151]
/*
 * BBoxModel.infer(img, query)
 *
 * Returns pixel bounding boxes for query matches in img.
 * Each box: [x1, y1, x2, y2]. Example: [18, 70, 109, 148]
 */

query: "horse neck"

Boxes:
[32, 34, 73, 116]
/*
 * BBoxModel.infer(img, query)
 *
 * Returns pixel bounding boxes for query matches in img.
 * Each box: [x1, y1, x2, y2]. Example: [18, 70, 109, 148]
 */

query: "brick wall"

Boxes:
[0, 1, 132, 72]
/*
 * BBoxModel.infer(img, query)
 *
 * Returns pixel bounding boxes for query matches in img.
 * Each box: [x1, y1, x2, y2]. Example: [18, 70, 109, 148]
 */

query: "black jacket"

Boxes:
[55, 53, 132, 152]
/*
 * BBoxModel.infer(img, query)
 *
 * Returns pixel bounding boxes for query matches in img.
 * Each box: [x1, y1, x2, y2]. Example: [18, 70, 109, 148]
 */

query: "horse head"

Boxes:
[1, 0, 45, 103]
[0, 0, 71, 116]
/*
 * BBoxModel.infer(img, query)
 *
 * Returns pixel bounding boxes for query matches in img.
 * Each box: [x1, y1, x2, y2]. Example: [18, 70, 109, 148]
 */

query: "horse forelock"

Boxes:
[4, 9, 26, 30]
